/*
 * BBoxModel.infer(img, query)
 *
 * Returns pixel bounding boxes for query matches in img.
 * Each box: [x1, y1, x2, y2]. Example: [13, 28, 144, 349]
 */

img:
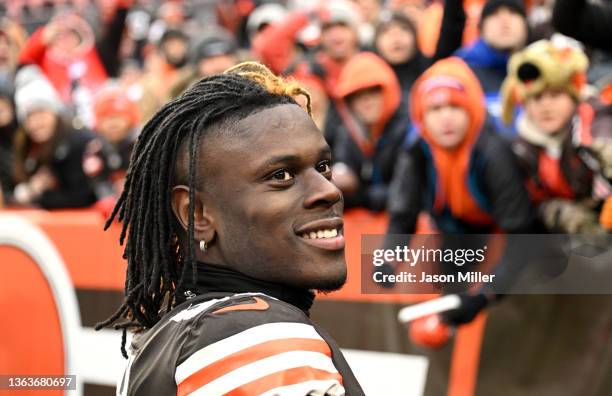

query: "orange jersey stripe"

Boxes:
[177, 338, 332, 396]
[226, 366, 344, 396]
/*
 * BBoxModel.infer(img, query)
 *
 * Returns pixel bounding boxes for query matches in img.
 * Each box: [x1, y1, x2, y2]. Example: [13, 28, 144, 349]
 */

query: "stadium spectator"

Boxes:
[552, 0, 612, 52]
[12, 66, 96, 209]
[457, 0, 529, 88]
[373, 9, 464, 107]
[245, 2, 289, 46]
[332, 52, 408, 211]
[552, 0, 612, 92]
[139, 28, 190, 122]
[0, 18, 27, 79]
[83, 83, 139, 203]
[170, 30, 239, 98]
[253, 1, 361, 86]
[252, 1, 362, 148]
[383, 56, 536, 325]
[191, 31, 238, 78]
[117, 58, 145, 103]
[2, 0, 608, 221]
[448, 0, 530, 136]
[390, 0, 485, 56]
[17, 6, 129, 107]
[0, 77, 16, 205]
[293, 71, 330, 130]
[501, 40, 612, 234]
[352, 0, 383, 46]
[147, 0, 189, 44]
[387, 57, 534, 235]
[374, 12, 429, 106]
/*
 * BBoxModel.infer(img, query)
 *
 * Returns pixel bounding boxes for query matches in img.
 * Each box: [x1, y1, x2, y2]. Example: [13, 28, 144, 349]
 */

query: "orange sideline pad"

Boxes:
[0, 208, 483, 396]
[3, 208, 432, 304]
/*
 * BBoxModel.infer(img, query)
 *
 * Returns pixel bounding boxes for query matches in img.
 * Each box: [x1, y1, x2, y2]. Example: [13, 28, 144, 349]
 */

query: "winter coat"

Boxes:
[18, 8, 127, 104]
[16, 128, 97, 209]
[388, 57, 534, 234]
[455, 39, 515, 136]
[82, 134, 136, 200]
[512, 100, 612, 223]
[553, 0, 612, 52]
[333, 52, 408, 211]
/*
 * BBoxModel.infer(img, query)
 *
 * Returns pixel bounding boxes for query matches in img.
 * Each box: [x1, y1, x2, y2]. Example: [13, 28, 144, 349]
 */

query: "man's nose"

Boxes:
[303, 170, 343, 209]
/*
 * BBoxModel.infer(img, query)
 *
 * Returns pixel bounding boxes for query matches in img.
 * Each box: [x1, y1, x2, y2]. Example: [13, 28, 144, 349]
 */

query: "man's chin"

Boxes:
[312, 269, 348, 293]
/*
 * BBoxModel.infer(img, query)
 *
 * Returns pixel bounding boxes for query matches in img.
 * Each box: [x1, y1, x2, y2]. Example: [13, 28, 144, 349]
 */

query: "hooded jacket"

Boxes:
[388, 57, 534, 233]
[333, 52, 409, 211]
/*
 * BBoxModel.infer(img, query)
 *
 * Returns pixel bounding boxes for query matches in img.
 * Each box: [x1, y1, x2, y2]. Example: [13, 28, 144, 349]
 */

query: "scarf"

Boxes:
[411, 57, 493, 225]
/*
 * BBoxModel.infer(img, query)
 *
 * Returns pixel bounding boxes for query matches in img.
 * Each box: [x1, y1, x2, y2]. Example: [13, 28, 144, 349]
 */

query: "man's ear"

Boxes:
[171, 185, 216, 243]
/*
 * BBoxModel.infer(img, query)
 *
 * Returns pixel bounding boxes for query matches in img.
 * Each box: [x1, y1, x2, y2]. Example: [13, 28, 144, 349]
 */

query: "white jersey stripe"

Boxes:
[175, 322, 324, 384]
[188, 350, 338, 396]
[170, 298, 226, 323]
[171, 293, 274, 323]
[259, 379, 345, 396]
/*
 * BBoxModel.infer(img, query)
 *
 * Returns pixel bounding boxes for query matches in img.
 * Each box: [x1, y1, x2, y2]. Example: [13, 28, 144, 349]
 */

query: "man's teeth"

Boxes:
[302, 229, 338, 239]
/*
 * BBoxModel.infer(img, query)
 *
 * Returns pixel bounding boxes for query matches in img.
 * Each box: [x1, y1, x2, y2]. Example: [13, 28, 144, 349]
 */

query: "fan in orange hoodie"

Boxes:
[383, 57, 536, 325]
[388, 56, 534, 233]
[331, 52, 409, 211]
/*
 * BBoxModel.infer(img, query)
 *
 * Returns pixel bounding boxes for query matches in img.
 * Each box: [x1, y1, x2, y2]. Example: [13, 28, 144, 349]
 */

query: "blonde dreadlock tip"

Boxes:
[224, 62, 313, 117]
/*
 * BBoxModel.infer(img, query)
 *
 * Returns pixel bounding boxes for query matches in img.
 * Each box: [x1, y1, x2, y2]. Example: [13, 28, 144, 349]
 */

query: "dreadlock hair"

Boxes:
[95, 62, 312, 358]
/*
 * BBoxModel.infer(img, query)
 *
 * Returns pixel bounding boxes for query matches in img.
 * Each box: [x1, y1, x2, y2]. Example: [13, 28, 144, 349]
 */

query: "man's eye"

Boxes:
[270, 169, 294, 181]
[316, 160, 332, 174]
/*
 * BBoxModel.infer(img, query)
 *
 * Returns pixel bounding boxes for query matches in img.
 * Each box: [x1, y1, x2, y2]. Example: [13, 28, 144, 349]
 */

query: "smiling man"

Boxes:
[96, 62, 364, 395]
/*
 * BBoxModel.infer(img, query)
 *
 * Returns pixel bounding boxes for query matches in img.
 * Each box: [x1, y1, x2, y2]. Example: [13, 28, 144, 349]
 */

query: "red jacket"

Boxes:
[251, 11, 351, 99]
[19, 28, 109, 104]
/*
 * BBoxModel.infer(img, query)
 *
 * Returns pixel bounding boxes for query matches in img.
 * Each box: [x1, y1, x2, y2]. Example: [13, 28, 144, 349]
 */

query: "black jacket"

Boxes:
[83, 134, 135, 199]
[389, 54, 430, 110]
[334, 110, 411, 211]
[26, 129, 97, 209]
[553, 0, 612, 52]
[387, 124, 535, 234]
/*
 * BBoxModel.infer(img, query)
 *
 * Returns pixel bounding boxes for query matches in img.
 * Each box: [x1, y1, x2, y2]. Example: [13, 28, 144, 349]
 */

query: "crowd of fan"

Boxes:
[0, 0, 611, 236]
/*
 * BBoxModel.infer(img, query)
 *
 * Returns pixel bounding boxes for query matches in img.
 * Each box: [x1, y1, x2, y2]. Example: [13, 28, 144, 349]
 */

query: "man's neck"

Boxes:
[176, 262, 315, 314]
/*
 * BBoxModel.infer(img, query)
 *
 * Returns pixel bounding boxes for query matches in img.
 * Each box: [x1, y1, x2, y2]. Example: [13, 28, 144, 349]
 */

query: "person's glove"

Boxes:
[540, 198, 602, 234]
[591, 138, 612, 181]
[440, 293, 489, 326]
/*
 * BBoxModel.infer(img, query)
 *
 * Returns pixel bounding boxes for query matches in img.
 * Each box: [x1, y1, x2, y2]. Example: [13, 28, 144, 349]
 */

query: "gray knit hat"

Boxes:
[14, 65, 63, 122]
